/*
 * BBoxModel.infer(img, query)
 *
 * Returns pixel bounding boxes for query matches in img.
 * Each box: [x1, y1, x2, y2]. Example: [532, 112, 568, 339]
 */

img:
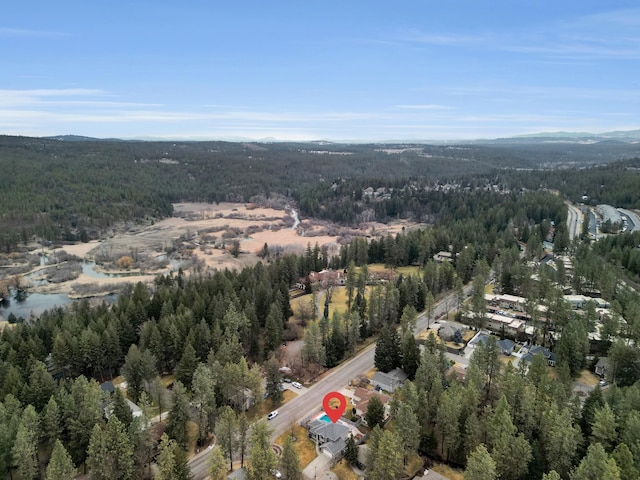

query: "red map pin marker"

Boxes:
[322, 391, 347, 423]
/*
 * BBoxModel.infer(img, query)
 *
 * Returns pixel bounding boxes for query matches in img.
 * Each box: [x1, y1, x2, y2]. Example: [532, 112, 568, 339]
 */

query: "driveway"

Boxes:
[302, 452, 331, 480]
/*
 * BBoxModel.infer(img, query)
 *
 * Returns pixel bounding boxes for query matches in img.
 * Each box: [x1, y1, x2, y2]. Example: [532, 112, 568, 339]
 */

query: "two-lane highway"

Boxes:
[566, 201, 584, 241]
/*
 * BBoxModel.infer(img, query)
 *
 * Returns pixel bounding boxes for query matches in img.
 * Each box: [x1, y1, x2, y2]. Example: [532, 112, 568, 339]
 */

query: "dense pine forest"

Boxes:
[2, 135, 640, 251]
[2, 136, 640, 479]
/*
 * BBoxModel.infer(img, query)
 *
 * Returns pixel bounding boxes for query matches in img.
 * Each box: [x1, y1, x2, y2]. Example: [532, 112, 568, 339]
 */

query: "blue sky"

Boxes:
[2, 1, 640, 141]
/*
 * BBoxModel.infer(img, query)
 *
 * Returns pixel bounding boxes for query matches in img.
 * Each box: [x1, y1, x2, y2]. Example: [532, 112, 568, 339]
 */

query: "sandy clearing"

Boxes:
[55, 241, 102, 258]
[31, 272, 158, 297]
[10, 202, 427, 297]
[173, 202, 289, 219]
[241, 230, 339, 253]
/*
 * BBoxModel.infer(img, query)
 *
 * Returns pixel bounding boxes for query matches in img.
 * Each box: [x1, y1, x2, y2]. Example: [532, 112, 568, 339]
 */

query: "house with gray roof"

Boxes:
[522, 345, 556, 367]
[595, 357, 610, 377]
[497, 339, 515, 355]
[372, 368, 408, 393]
[307, 419, 351, 459]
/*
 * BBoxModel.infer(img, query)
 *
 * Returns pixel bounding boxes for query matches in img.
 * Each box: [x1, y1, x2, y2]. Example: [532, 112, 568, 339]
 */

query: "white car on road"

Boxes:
[267, 410, 279, 420]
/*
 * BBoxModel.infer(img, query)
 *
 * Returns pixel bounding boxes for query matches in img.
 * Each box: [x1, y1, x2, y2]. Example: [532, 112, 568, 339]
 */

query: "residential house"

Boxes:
[372, 368, 408, 393]
[352, 387, 391, 418]
[433, 251, 453, 263]
[100, 381, 116, 396]
[565, 295, 590, 310]
[446, 364, 468, 383]
[126, 398, 143, 418]
[485, 312, 526, 337]
[595, 357, 610, 377]
[105, 397, 143, 420]
[230, 387, 257, 411]
[497, 339, 515, 355]
[485, 293, 527, 312]
[308, 269, 345, 286]
[307, 420, 351, 459]
[522, 345, 556, 367]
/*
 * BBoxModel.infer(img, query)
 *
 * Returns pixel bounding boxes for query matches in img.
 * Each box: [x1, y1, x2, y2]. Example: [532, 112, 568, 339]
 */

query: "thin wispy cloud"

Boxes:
[391, 8, 640, 61]
[395, 29, 487, 46]
[509, 8, 640, 60]
[569, 8, 640, 28]
[0, 89, 106, 107]
[0, 27, 69, 37]
[394, 104, 454, 111]
[505, 42, 640, 60]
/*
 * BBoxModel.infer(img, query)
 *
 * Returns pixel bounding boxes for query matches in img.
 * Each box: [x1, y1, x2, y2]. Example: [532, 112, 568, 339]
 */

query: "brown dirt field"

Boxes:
[62, 202, 342, 273]
[431, 463, 464, 480]
[13, 202, 427, 299]
[276, 425, 317, 468]
[577, 369, 600, 387]
[332, 462, 359, 480]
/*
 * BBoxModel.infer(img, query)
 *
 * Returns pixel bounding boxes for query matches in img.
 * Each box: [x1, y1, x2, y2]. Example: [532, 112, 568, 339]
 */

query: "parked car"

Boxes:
[291, 381, 302, 389]
[272, 469, 282, 478]
[283, 378, 292, 383]
[267, 410, 279, 420]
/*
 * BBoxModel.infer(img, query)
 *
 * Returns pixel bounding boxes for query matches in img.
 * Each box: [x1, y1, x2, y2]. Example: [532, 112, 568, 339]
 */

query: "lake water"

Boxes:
[0, 290, 73, 320]
[1, 258, 179, 321]
[0, 289, 118, 321]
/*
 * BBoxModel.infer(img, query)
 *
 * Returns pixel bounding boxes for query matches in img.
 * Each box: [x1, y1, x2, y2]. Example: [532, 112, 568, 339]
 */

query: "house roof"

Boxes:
[596, 357, 610, 368]
[372, 371, 393, 386]
[353, 387, 391, 414]
[372, 369, 407, 390]
[309, 420, 349, 442]
[447, 364, 467, 382]
[357, 444, 369, 466]
[498, 339, 515, 351]
[523, 345, 556, 363]
[126, 399, 143, 416]
[100, 381, 115, 394]
[388, 368, 408, 382]
[321, 437, 346, 456]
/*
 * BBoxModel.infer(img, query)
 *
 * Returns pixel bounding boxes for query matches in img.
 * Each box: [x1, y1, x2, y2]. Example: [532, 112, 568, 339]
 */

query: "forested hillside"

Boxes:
[2, 135, 640, 251]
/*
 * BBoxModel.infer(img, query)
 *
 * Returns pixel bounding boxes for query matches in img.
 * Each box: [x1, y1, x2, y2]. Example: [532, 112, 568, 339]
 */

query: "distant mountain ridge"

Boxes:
[34, 129, 640, 145]
[45, 135, 102, 141]
[498, 129, 640, 144]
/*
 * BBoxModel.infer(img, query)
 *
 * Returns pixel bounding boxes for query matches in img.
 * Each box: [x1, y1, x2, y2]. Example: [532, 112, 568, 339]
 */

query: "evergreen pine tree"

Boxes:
[344, 435, 358, 466]
[208, 446, 228, 480]
[365, 396, 385, 429]
[281, 435, 302, 480]
[374, 324, 401, 372]
[111, 387, 133, 430]
[166, 381, 190, 449]
[46, 440, 76, 480]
